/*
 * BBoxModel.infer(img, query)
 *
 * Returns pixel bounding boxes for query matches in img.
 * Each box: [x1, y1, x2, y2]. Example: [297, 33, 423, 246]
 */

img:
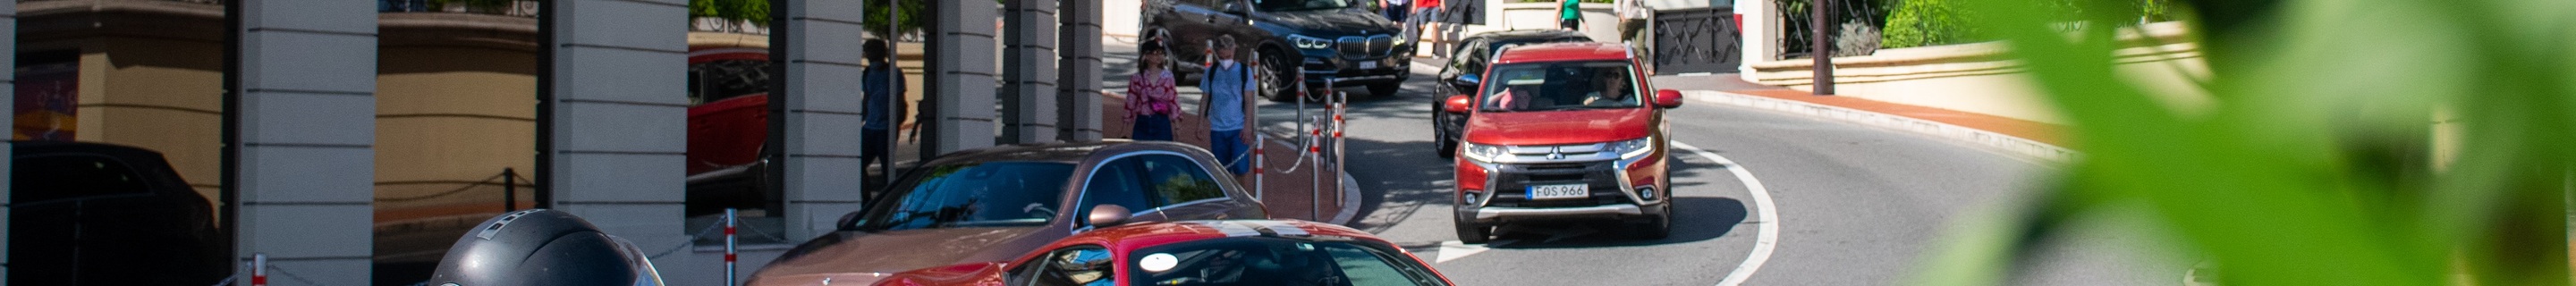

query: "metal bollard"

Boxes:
[1333, 89, 1347, 208]
[1249, 50, 1264, 200]
[724, 208, 738, 286]
[503, 168, 517, 212]
[250, 253, 267, 286]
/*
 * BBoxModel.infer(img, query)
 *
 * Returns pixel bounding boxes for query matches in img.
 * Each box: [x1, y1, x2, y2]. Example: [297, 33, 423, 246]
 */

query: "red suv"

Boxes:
[1441, 42, 1682, 243]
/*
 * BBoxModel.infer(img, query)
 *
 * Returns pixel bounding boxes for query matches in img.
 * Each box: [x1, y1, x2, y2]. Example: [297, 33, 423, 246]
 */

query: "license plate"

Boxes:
[1359, 61, 1378, 69]
[1527, 184, 1589, 200]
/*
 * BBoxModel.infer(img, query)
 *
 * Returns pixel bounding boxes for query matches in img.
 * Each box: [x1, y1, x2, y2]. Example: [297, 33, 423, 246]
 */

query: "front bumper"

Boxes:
[1470, 204, 1642, 221]
[1296, 49, 1411, 86]
[1453, 152, 1670, 224]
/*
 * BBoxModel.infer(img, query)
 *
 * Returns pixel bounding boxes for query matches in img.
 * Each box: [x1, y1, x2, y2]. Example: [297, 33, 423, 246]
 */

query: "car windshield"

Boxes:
[1256, 0, 1352, 12]
[1479, 61, 1642, 112]
[1126, 237, 1448, 286]
[855, 162, 1076, 231]
[1482, 38, 1588, 55]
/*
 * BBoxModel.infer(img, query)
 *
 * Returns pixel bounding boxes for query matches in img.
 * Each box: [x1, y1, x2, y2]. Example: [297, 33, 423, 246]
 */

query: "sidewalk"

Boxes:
[1652, 74, 2075, 161]
[1097, 92, 1356, 223]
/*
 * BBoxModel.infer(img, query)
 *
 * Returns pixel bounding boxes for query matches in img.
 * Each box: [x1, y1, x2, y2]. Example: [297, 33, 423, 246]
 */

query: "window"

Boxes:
[1017, 247, 1116, 286]
[1459, 44, 1489, 74]
[13, 155, 154, 203]
[1079, 158, 1156, 223]
[1479, 61, 1642, 112]
[853, 162, 1078, 231]
[1138, 155, 1225, 206]
[1255, 0, 1352, 12]
[1125, 237, 1450, 286]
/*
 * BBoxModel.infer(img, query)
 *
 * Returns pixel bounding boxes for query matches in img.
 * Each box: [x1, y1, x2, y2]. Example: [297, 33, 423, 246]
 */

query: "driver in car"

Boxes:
[1581, 70, 1632, 107]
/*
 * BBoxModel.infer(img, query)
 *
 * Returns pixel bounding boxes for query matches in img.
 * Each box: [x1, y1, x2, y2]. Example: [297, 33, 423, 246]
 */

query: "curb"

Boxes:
[1685, 90, 2080, 164]
[1253, 128, 1366, 226]
[1329, 171, 1360, 225]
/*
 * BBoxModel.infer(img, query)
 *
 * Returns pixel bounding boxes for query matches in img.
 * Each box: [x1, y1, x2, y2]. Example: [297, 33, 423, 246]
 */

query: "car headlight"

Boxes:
[1462, 142, 1509, 162]
[1288, 34, 1332, 50]
[1606, 137, 1655, 159]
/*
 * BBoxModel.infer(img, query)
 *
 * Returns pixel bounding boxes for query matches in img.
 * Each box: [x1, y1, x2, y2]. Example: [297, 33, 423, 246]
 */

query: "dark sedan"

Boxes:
[1430, 29, 1593, 157]
[10, 141, 229, 285]
[748, 141, 1269, 286]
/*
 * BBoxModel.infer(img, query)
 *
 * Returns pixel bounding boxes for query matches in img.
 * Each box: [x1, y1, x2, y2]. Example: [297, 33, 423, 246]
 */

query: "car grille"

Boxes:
[1482, 160, 1628, 208]
[1336, 35, 1394, 59]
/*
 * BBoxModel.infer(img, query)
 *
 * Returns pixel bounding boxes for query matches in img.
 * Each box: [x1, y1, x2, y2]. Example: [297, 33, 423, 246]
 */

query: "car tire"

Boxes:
[1629, 167, 1673, 240]
[1454, 206, 1490, 244]
[1436, 133, 1458, 159]
[1455, 221, 1491, 244]
[1368, 82, 1402, 97]
[1260, 51, 1299, 103]
[1631, 214, 1672, 240]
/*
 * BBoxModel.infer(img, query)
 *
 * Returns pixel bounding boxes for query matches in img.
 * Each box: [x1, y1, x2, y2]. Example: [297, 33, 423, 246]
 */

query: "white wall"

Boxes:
[1735, 0, 1774, 76]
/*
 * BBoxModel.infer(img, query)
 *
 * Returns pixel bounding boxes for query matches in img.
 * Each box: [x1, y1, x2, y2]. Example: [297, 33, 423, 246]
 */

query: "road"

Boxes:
[1106, 40, 2182, 285]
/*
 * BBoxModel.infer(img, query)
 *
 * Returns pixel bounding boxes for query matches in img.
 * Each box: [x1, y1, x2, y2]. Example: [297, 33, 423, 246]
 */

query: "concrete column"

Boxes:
[1002, 0, 1060, 144]
[929, 0, 999, 153]
[1734, 0, 1775, 78]
[543, 0, 689, 261]
[0, 1, 14, 282]
[1058, 0, 1104, 142]
[231, 0, 380, 283]
[777, 0, 870, 239]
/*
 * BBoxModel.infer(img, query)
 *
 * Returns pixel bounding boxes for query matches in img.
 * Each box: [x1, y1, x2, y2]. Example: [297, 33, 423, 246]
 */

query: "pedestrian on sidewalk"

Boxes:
[1615, 0, 1649, 46]
[1199, 36, 1256, 177]
[861, 38, 904, 191]
[1411, 0, 1446, 58]
[1382, 0, 1409, 23]
[1557, 0, 1584, 30]
[1125, 38, 1181, 141]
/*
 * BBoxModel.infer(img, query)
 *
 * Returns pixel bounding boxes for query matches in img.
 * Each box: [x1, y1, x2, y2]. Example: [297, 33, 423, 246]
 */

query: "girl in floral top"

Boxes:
[1124, 39, 1181, 141]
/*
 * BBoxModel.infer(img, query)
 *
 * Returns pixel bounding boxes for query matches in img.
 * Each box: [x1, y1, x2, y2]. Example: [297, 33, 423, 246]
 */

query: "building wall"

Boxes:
[374, 46, 537, 209]
[72, 35, 227, 200]
[6, 0, 1080, 283]
[1745, 22, 2212, 124]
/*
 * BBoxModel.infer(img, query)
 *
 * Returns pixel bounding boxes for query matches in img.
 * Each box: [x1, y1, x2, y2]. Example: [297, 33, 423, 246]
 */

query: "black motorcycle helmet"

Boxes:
[426, 209, 665, 286]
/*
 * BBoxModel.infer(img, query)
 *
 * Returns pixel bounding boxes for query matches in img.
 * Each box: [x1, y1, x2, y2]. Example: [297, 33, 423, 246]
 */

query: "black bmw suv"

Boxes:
[1146, 0, 1411, 100]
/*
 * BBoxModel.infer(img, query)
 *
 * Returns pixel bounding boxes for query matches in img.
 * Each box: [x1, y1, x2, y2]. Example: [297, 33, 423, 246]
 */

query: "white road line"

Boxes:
[1673, 141, 1781, 286]
[1435, 240, 1492, 264]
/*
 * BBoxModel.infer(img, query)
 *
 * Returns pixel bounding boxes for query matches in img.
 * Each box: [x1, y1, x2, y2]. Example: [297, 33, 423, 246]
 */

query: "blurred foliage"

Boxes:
[1883, 0, 1979, 48]
[862, 0, 928, 38]
[1776, 0, 1893, 56]
[1884, 0, 2176, 48]
[690, 0, 770, 32]
[682, 0, 929, 37]
[422, 0, 520, 13]
[1917, 0, 2573, 285]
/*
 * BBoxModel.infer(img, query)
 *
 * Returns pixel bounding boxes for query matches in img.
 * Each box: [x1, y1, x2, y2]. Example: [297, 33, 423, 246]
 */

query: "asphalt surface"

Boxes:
[1106, 40, 2182, 285]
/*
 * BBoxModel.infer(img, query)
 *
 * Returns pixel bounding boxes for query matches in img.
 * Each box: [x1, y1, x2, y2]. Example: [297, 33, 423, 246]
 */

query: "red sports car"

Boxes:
[868, 215, 1454, 286]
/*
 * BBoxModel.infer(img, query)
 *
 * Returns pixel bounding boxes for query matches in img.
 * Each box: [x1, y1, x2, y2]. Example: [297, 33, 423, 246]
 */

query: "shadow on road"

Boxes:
[1484, 197, 1750, 248]
[1330, 136, 1453, 233]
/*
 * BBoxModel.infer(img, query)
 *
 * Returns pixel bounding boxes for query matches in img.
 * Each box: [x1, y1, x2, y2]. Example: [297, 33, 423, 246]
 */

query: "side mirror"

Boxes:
[1086, 205, 1133, 228]
[1443, 95, 1474, 114]
[1448, 74, 1481, 92]
[1654, 89, 1684, 109]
